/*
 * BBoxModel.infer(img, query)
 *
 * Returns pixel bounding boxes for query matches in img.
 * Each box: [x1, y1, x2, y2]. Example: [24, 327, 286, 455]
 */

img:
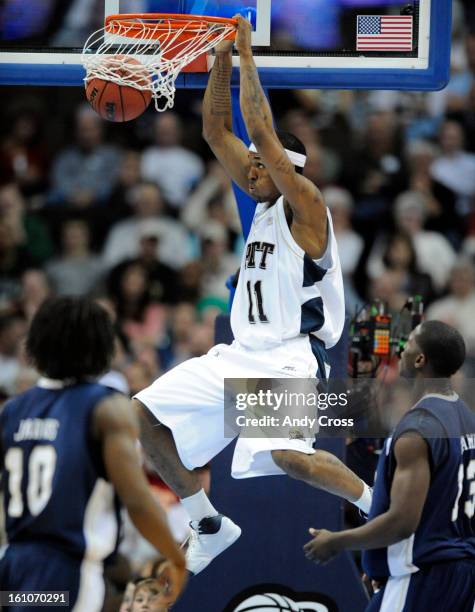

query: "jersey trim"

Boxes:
[301, 298, 325, 335]
[72, 558, 105, 612]
[303, 254, 327, 285]
[379, 575, 412, 612]
[387, 533, 419, 576]
[82, 479, 118, 562]
[37, 378, 70, 389]
[417, 392, 459, 403]
[275, 197, 336, 271]
[308, 336, 329, 381]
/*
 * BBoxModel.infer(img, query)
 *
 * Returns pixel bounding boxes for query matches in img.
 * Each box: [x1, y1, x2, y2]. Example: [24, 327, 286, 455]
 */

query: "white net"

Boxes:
[82, 15, 236, 112]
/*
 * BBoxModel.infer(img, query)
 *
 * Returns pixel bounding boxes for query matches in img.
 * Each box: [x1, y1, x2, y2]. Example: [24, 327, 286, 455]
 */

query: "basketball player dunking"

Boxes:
[133, 16, 372, 575]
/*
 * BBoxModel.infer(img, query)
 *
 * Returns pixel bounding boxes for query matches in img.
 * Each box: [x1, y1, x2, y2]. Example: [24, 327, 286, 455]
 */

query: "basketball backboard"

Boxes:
[0, 0, 451, 91]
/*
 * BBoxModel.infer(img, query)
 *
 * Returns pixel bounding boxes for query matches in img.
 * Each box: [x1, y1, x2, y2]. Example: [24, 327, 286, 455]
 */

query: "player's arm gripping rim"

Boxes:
[93, 394, 187, 605]
[234, 15, 328, 259]
[202, 34, 251, 194]
[303, 432, 431, 564]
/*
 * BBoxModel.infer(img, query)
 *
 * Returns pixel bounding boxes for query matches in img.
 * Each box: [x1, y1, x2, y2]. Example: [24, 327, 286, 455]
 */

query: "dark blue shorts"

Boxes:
[0, 543, 105, 612]
[366, 559, 475, 612]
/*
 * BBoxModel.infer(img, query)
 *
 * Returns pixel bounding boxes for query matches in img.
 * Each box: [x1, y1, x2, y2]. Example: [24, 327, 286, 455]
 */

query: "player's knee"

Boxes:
[271, 449, 307, 480]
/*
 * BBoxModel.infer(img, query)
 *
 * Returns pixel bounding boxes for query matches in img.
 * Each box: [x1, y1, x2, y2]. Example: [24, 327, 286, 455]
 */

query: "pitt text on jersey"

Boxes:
[245, 241, 275, 269]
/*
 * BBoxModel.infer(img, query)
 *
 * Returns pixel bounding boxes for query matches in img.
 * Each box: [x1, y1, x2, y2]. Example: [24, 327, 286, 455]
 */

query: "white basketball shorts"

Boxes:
[134, 338, 328, 479]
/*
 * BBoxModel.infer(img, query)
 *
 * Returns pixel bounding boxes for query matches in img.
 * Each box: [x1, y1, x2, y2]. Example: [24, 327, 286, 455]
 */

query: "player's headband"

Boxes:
[248, 143, 307, 168]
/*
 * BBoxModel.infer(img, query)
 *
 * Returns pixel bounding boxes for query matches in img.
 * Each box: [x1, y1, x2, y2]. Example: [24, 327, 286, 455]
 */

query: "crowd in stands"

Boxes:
[1, 2, 475, 608]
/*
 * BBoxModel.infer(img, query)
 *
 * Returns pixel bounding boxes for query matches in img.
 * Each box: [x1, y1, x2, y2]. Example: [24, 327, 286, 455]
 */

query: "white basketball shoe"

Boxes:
[185, 514, 242, 575]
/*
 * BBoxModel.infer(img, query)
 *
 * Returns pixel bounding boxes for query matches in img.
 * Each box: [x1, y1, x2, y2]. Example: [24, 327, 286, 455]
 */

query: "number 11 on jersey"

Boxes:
[246, 280, 269, 324]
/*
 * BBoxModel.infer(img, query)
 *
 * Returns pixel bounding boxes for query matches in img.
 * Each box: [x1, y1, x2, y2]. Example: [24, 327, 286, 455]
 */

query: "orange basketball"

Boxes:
[85, 56, 152, 122]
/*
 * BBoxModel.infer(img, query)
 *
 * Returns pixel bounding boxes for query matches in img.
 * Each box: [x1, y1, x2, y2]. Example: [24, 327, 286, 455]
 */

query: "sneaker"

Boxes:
[185, 514, 241, 575]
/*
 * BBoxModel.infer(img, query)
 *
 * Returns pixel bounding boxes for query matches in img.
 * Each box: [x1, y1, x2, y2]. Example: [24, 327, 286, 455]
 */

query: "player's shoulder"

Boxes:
[415, 393, 471, 424]
[92, 392, 136, 437]
[1, 385, 41, 417]
[395, 404, 448, 441]
[71, 380, 119, 402]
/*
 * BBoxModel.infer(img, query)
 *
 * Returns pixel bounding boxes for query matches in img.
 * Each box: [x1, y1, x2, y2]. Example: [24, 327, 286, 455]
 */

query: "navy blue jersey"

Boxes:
[0, 379, 121, 562]
[363, 393, 475, 580]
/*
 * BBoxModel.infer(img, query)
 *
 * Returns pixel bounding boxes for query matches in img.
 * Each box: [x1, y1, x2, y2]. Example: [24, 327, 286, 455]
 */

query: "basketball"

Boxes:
[85, 56, 152, 122]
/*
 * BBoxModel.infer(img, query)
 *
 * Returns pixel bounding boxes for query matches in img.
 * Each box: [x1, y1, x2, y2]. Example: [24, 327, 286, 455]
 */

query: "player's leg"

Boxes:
[271, 449, 372, 512]
[135, 399, 202, 499]
[133, 353, 241, 574]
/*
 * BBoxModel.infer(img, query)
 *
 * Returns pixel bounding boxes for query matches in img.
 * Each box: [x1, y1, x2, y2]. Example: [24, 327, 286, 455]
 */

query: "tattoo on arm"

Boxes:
[275, 153, 293, 175]
[242, 65, 273, 126]
[210, 55, 232, 119]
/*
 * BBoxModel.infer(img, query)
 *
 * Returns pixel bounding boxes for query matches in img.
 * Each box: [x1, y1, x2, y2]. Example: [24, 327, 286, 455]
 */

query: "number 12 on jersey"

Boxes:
[246, 280, 269, 324]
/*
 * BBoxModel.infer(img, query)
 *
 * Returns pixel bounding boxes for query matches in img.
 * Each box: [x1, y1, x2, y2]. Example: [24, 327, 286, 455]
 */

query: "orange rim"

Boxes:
[105, 13, 237, 42]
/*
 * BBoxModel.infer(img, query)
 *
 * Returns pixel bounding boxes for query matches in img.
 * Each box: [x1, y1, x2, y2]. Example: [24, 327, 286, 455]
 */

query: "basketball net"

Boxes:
[82, 14, 236, 112]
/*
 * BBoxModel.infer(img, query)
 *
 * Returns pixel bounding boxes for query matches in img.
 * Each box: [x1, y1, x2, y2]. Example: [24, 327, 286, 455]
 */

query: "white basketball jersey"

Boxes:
[231, 196, 345, 355]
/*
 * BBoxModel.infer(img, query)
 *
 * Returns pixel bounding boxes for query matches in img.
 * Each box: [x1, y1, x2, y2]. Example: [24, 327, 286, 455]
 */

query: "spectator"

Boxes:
[141, 112, 205, 211]
[462, 81, 475, 152]
[0, 183, 53, 264]
[323, 186, 363, 310]
[281, 110, 342, 185]
[46, 219, 105, 296]
[430, 119, 475, 216]
[344, 110, 408, 243]
[107, 261, 167, 351]
[0, 220, 34, 310]
[382, 232, 434, 302]
[367, 191, 456, 292]
[426, 258, 475, 367]
[199, 221, 240, 303]
[119, 579, 139, 612]
[18, 269, 52, 322]
[130, 578, 168, 612]
[157, 302, 198, 370]
[368, 231, 435, 305]
[102, 182, 193, 270]
[442, 31, 475, 112]
[91, 149, 144, 246]
[124, 360, 156, 397]
[49, 104, 121, 207]
[175, 260, 204, 304]
[0, 110, 48, 194]
[349, 110, 407, 201]
[406, 140, 461, 242]
[133, 231, 181, 305]
[181, 160, 241, 237]
[0, 314, 27, 396]
[106, 150, 142, 216]
[369, 270, 408, 315]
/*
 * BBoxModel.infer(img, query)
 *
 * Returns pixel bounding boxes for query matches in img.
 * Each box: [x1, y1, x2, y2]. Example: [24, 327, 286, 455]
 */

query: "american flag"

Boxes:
[356, 15, 413, 51]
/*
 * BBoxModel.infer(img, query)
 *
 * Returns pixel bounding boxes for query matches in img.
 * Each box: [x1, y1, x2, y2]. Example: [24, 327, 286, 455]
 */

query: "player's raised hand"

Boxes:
[233, 14, 252, 55]
[156, 559, 188, 607]
[303, 528, 341, 565]
[215, 38, 234, 53]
